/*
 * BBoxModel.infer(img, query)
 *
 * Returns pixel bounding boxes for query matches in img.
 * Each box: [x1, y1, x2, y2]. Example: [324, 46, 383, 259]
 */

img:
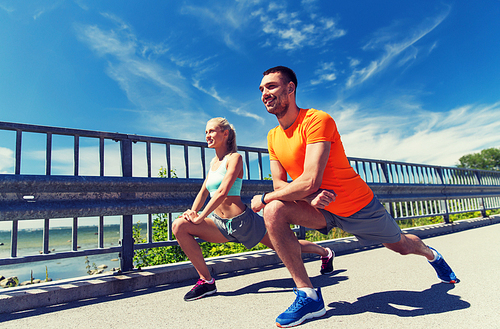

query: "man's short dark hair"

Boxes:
[263, 66, 298, 91]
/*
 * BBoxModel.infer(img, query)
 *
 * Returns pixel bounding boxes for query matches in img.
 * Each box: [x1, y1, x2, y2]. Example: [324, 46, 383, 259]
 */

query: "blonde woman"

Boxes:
[172, 117, 334, 301]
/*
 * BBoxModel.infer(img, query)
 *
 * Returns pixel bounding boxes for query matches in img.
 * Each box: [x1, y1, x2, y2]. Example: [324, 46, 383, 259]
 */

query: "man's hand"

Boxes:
[251, 194, 266, 213]
[303, 189, 336, 209]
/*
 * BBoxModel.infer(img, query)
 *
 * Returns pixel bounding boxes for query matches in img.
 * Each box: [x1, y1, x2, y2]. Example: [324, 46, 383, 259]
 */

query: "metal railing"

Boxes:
[1, 121, 500, 273]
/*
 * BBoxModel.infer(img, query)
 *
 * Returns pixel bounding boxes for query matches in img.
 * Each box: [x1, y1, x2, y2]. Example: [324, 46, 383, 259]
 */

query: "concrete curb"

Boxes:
[1, 215, 498, 314]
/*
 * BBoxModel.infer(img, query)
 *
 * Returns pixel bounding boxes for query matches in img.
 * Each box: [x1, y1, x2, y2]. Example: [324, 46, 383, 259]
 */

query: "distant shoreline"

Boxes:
[0, 223, 148, 284]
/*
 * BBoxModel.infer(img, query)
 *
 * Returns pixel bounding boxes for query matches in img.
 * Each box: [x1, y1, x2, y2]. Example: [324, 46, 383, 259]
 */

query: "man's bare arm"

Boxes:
[252, 142, 332, 212]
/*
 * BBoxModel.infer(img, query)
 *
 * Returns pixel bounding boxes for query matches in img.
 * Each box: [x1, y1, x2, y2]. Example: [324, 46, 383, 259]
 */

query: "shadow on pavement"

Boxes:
[217, 269, 348, 297]
[0, 281, 186, 324]
[326, 283, 470, 318]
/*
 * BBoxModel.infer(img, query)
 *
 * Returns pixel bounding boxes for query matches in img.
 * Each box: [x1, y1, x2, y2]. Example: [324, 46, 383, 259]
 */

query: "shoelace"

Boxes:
[433, 258, 450, 273]
[321, 255, 330, 269]
[286, 288, 309, 312]
[191, 279, 205, 290]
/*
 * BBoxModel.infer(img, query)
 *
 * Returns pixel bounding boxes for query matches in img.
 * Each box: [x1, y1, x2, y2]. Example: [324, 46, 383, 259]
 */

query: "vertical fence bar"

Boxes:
[74, 135, 79, 176]
[46, 133, 52, 175]
[43, 218, 50, 254]
[72, 217, 78, 251]
[258, 152, 264, 180]
[98, 216, 104, 248]
[11, 130, 22, 257]
[146, 141, 152, 178]
[15, 129, 22, 175]
[147, 214, 153, 244]
[474, 171, 488, 218]
[168, 213, 173, 241]
[184, 145, 189, 179]
[245, 151, 250, 180]
[166, 143, 171, 178]
[99, 137, 105, 177]
[120, 138, 134, 272]
[44, 133, 52, 254]
[201, 146, 206, 179]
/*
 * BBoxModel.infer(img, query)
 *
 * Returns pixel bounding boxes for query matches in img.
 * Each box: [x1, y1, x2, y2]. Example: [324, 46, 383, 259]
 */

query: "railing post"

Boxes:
[11, 129, 22, 257]
[296, 226, 306, 240]
[474, 171, 488, 218]
[436, 168, 451, 223]
[120, 138, 134, 272]
[381, 162, 390, 183]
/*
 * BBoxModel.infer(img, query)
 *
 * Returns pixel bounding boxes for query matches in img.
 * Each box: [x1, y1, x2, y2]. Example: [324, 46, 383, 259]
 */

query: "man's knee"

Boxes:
[383, 234, 411, 255]
[263, 200, 291, 226]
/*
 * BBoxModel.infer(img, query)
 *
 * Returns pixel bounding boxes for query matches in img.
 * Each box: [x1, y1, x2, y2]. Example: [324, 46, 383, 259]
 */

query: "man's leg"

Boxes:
[383, 233, 457, 283]
[263, 200, 328, 288]
[260, 233, 334, 275]
[259, 233, 329, 257]
[383, 233, 434, 260]
[263, 200, 328, 327]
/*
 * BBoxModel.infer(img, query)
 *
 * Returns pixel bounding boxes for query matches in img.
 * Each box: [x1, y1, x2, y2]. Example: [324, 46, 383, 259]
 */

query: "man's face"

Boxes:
[259, 72, 291, 118]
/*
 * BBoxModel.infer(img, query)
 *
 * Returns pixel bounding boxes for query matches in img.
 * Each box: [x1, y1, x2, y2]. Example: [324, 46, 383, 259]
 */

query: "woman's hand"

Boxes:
[180, 209, 202, 224]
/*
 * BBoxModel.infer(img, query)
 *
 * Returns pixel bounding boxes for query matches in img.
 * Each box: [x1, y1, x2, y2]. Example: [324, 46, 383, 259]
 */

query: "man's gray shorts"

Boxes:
[210, 206, 267, 249]
[318, 196, 402, 246]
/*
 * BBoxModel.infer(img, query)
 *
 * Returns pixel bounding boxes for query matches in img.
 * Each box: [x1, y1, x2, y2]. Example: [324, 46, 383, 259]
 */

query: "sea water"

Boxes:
[0, 223, 148, 284]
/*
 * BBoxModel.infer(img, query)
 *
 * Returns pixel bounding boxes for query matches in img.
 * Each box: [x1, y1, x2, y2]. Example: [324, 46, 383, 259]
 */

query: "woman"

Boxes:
[172, 117, 334, 301]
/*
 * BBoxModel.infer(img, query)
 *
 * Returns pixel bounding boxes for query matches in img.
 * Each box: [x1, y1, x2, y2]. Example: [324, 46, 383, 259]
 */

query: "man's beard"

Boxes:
[267, 95, 289, 119]
[273, 103, 289, 119]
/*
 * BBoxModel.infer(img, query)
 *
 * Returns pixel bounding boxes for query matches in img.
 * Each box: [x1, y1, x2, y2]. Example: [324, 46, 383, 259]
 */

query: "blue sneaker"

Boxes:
[428, 246, 457, 283]
[276, 287, 326, 328]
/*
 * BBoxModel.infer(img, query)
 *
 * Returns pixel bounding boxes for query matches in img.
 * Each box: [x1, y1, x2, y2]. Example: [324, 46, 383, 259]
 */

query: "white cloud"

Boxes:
[183, 1, 346, 51]
[346, 9, 450, 89]
[0, 3, 15, 14]
[0, 147, 14, 174]
[329, 102, 500, 167]
[254, 4, 346, 50]
[193, 80, 266, 124]
[311, 62, 337, 85]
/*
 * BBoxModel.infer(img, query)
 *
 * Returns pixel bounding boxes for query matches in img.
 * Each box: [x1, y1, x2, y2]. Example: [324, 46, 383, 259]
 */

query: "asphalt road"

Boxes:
[1, 223, 499, 329]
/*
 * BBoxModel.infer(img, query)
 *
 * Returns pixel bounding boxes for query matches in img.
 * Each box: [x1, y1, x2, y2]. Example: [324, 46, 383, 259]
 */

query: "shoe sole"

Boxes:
[276, 307, 326, 328]
[440, 279, 457, 284]
[184, 288, 217, 301]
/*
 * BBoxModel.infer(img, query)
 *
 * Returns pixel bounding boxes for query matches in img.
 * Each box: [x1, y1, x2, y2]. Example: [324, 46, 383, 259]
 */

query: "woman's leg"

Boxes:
[172, 217, 229, 281]
[259, 233, 328, 257]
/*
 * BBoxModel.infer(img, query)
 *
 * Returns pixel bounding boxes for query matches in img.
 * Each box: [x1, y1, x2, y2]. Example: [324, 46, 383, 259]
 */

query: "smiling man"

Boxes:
[251, 66, 457, 328]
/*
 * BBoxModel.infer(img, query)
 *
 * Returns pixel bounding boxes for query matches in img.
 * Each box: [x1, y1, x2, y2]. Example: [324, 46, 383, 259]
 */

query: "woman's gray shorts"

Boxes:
[318, 196, 402, 246]
[209, 206, 267, 249]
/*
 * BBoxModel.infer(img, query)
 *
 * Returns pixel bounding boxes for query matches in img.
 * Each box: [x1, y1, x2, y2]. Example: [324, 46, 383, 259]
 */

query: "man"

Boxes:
[251, 66, 457, 328]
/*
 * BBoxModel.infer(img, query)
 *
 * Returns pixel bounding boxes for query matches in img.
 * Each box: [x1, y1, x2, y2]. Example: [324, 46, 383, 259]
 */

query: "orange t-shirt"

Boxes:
[267, 108, 373, 217]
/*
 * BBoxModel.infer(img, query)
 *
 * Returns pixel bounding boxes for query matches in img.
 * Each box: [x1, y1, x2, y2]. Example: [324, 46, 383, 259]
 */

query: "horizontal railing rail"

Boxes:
[1, 121, 500, 274]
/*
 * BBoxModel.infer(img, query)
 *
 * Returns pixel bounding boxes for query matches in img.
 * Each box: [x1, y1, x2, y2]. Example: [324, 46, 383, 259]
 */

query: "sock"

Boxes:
[298, 287, 318, 301]
[204, 278, 215, 284]
[429, 249, 438, 262]
[322, 248, 332, 259]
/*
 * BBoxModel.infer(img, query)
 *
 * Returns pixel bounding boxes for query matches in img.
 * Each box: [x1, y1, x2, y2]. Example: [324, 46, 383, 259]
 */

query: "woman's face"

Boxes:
[205, 121, 228, 149]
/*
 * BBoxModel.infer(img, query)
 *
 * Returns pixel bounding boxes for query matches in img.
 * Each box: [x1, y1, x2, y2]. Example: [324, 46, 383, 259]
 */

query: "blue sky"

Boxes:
[1, 0, 500, 173]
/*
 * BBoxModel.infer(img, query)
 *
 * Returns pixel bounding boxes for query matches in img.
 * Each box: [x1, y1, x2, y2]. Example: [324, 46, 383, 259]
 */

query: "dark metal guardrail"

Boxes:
[1, 121, 500, 273]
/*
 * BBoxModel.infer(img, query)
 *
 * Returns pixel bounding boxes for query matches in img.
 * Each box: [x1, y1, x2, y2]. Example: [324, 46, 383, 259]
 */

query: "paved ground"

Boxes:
[1, 222, 499, 329]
